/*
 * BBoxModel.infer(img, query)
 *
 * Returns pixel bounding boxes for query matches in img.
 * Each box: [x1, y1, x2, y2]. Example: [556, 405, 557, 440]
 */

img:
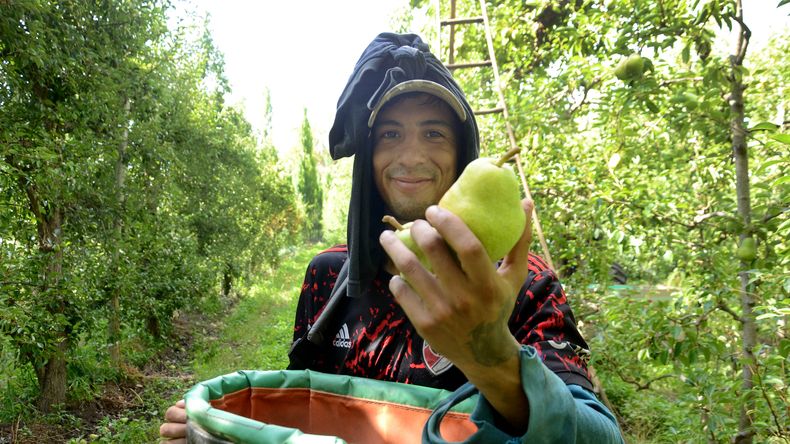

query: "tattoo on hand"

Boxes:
[468, 306, 517, 366]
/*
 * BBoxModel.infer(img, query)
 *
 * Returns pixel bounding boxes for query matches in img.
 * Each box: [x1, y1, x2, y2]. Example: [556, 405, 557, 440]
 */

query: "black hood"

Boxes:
[328, 32, 480, 298]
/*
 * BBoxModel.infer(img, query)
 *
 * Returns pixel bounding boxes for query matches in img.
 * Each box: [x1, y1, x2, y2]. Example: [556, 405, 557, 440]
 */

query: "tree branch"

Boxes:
[618, 372, 673, 391]
[659, 76, 704, 87]
[717, 301, 742, 323]
[731, 15, 751, 65]
[567, 78, 602, 115]
[762, 207, 789, 224]
[752, 360, 787, 439]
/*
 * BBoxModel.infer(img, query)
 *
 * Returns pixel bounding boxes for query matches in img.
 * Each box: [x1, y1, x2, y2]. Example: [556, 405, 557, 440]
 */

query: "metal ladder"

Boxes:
[435, 0, 556, 271]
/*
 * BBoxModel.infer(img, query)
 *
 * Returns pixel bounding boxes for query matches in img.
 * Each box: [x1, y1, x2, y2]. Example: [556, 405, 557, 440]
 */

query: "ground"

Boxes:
[0, 314, 202, 444]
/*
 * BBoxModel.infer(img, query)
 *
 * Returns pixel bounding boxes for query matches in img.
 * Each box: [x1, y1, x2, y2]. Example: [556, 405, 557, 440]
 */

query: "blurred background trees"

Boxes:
[0, 0, 299, 415]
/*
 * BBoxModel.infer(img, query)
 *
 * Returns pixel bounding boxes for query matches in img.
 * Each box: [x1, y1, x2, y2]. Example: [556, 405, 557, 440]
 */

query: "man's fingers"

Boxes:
[379, 228, 440, 293]
[424, 206, 492, 280]
[408, 219, 463, 293]
[159, 422, 187, 440]
[387, 274, 433, 327]
[160, 400, 187, 440]
[164, 402, 187, 423]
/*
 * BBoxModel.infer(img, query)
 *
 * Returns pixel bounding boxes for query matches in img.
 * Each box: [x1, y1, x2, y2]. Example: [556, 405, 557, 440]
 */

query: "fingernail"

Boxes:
[425, 205, 441, 219]
[380, 230, 395, 243]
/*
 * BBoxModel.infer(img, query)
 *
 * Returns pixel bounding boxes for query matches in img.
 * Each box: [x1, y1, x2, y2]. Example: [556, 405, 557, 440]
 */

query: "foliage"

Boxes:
[0, 0, 299, 414]
[408, 0, 789, 441]
[297, 108, 324, 241]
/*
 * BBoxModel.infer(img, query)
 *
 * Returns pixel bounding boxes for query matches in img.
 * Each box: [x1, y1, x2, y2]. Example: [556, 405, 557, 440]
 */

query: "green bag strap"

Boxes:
[423, 382, 478, 443]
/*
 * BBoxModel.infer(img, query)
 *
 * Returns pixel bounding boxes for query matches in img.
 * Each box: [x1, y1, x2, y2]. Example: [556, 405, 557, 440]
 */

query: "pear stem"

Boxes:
[382, 215, 405, 231]
[495, 147, 522, 167]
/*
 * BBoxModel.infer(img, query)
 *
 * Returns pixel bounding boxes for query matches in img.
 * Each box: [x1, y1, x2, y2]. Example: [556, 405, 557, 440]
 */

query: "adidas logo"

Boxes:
[332, 323, 352, 349]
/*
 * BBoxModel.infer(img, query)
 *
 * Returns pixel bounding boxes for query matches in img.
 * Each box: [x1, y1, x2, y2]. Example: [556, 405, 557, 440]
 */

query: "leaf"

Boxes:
[755, 159, 785, 175]
[779, 0, 790, 7]
[768, 133, 790, 145]
[749, 122, 779, 131]
[681, 44, 691, 64]
[780, 339, 790, 359]
[644, 99, 659, 113]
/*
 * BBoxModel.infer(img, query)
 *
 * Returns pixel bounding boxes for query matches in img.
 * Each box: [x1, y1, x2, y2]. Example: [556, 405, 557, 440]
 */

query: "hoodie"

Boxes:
[328, 32, 480, 298]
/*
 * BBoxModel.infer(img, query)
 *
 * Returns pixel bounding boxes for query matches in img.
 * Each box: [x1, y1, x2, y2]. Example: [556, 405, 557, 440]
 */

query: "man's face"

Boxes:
[372, 94, 459, 222]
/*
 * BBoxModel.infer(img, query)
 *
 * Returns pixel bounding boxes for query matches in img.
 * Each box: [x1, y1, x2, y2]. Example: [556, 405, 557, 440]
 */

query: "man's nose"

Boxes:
[398, 133, 429, 165]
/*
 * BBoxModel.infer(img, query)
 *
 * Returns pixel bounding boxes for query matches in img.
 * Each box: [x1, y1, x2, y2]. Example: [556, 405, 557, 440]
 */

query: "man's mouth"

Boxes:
[391, 176, 432, 193]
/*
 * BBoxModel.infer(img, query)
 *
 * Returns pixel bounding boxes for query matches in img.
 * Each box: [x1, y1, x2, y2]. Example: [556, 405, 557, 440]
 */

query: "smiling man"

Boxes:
[372, 92, 459, 222]
[160, 33, 624, 443]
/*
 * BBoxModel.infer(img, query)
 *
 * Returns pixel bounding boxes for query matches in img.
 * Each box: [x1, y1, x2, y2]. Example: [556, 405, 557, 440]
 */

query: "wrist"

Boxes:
[460, 338, 530, 434]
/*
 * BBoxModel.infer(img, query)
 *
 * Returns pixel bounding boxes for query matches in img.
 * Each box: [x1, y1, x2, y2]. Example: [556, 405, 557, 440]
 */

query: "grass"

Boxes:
[191, 245, 317, 381]
[0, 244, 323, 443]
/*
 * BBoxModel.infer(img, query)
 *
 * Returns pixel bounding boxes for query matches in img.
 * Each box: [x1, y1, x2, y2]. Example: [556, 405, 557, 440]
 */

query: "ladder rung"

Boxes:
[446, 61, 491, 70]
[474, 107, 504, 115]
[440, 17, 484, 26]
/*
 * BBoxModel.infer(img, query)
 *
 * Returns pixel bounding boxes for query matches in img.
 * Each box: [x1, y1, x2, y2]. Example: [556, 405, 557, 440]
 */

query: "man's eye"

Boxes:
[426, 130, 444, 138]
[380, 130, 399, 139]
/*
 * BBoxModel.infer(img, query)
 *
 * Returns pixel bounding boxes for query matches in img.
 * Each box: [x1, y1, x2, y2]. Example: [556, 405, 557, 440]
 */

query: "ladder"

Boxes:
[434, 0, 556, 272]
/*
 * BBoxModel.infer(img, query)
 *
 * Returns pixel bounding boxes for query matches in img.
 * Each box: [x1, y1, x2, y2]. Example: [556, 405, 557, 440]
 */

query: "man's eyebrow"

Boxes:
[373, 119, 403, 128]
[419, 119, 453, 127]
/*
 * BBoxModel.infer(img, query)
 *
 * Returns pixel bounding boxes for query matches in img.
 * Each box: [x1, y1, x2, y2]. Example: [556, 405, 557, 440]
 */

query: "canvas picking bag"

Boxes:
[184, 369, 479, 443]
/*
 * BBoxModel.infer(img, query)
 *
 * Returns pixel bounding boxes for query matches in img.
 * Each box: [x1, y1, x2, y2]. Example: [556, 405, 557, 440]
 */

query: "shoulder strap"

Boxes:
[287, 259, 350, 370]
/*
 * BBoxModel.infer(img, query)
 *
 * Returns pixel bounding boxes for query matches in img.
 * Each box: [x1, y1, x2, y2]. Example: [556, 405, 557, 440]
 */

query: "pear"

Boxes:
[614, 54, 645, 81]
[736, 237, 757, 262]
[438, 147, 526, 262]
[382, 215, 431, 270]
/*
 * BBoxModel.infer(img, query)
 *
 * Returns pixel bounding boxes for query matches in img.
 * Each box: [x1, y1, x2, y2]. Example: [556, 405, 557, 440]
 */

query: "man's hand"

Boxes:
[380, 198, 534, 433]
[159, 399, 187, 443]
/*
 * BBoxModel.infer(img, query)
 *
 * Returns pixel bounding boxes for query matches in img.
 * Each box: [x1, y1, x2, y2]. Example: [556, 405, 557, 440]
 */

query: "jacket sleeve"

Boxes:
[467, 345, 624, 443]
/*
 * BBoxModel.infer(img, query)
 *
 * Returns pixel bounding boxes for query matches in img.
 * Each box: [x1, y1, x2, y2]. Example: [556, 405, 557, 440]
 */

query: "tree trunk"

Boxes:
[109, 98, 131, 367]
[222, 263, 233, 299]
[24, 182, 68, 412]
[728, 2, 756, 443]
[37, 335, 68, 412]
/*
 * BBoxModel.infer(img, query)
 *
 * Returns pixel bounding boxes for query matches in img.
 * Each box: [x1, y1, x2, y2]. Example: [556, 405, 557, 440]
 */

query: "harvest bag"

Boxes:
[184, 369, 478, 443]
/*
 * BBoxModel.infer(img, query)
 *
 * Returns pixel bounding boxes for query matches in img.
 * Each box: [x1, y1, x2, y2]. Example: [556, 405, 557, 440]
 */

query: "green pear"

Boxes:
[614, 54, 645, 81]
[382, 215, 431, 270]
[736, 237, 757, 262]
[438, 147, 526, 262]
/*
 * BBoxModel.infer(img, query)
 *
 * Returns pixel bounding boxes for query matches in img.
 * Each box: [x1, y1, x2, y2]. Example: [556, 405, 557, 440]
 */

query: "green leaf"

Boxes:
[749, 122, 779, 131]
[779, 0, 790, 7]
[780, 339, 790, 359]
[755, 159, 785, 175]
[768, 133, 790, 145]
[681, 44, 691, 64]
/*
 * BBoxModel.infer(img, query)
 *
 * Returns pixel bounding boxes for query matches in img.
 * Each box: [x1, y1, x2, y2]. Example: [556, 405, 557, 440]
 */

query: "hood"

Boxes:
[328, 32, 480, 298]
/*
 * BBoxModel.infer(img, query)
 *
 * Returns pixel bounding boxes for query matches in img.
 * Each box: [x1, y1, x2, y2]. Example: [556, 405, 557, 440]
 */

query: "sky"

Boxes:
[171, 1, 788, 155]
[172, 0, 416, 154]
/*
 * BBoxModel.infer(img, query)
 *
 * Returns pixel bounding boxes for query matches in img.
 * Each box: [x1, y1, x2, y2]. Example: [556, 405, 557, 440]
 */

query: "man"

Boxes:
[161, 33, 623, 442]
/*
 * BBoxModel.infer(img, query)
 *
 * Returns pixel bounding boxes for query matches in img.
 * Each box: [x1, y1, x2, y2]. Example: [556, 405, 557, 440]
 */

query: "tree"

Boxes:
[0, 0, 302, 413]
[298, 108, 324, 241]
[404, 0, 789, 441]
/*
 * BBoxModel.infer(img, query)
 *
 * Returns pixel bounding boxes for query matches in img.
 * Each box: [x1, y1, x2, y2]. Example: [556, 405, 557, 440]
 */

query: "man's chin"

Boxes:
[388, 204, 430, 223]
